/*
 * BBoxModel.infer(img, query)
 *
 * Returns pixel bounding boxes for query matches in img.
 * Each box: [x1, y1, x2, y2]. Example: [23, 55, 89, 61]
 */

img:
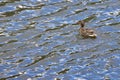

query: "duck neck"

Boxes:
[80, 24, 84, 28]
[80, 22, 84, 27]
[81, 26, 84, 28]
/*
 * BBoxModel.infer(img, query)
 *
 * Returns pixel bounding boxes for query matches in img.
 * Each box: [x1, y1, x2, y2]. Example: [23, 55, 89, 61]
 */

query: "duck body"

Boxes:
[77, 21, 97, 38]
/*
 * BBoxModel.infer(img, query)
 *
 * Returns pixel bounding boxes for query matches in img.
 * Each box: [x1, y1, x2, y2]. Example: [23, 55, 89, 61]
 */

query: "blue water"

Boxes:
[0, 0, 120, 80]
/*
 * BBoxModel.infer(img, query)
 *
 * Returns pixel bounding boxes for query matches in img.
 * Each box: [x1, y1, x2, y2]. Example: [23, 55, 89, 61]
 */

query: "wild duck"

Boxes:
[77, 20, 97, 38]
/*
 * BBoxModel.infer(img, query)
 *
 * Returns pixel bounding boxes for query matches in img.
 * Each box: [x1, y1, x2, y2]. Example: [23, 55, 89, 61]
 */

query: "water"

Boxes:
[0, 0, 120, 80]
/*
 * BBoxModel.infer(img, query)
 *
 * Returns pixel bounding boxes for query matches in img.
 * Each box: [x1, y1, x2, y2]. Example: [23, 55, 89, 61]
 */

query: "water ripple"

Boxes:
[0, 0, 120, 80]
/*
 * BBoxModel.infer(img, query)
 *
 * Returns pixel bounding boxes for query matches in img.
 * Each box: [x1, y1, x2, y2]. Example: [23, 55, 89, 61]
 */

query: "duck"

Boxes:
[77, 20, 97, 38]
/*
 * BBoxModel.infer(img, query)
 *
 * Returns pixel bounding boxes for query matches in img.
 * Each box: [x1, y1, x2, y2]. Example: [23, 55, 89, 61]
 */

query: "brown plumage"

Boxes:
[77, 20, 97, 38]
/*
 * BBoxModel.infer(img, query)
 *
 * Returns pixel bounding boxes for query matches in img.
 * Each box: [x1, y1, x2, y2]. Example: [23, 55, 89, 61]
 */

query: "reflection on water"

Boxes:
[0, 0, 120, 80]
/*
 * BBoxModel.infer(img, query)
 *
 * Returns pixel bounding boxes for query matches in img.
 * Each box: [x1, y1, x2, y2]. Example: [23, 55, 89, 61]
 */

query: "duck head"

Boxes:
[76, 20, 85, 28]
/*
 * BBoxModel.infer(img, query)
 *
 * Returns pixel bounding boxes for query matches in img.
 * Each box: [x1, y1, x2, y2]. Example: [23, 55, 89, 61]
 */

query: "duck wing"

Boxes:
[80, 28, 97, 38]
[86, 28, 97, 37]
[86, 29, 94, 34]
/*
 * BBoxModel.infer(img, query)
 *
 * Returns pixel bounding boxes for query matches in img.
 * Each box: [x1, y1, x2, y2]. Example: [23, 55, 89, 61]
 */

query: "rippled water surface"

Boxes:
[0, 0, 120, 80]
